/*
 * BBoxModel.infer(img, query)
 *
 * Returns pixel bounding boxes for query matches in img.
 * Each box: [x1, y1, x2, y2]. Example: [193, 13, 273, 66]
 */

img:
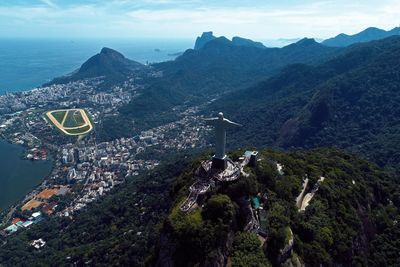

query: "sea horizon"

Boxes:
[0, 37, 194, 94]
[0, 36, 305, 95]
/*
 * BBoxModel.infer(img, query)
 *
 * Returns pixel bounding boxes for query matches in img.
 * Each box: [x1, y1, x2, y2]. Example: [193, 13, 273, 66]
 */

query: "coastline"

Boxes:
[0, 38, 192, 94]
[0, 43, 207, 231]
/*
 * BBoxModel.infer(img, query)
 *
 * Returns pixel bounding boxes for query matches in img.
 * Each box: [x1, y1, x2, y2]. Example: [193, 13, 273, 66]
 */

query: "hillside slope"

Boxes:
[152, 148, 400, 266]
[209, 36, 400, 173]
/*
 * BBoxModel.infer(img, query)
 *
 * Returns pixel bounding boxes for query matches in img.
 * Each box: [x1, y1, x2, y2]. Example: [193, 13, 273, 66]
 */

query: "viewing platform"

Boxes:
[180, 151, 258, 212]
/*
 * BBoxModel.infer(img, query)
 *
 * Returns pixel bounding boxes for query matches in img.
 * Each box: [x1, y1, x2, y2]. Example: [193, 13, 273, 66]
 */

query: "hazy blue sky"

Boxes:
[0, 0, 399, 40]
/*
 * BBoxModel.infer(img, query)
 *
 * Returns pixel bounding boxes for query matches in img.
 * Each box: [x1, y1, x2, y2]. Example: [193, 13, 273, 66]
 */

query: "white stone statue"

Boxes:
[205, 112, 241, 168]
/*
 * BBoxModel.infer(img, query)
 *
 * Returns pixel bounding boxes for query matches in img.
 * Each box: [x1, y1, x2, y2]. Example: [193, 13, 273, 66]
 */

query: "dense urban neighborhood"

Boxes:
[0, 72, 212, 237]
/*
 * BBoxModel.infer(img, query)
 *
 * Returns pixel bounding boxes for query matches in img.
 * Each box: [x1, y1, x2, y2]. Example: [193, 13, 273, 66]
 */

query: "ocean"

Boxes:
[0, 38, 193, 94]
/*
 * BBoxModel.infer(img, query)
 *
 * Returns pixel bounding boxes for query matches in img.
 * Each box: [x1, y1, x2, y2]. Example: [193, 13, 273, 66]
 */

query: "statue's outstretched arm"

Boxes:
[224, 119, 242, 128]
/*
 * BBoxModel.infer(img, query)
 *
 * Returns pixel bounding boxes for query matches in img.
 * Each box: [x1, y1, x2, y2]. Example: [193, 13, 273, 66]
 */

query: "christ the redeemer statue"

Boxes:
[205, 112, 241, 170]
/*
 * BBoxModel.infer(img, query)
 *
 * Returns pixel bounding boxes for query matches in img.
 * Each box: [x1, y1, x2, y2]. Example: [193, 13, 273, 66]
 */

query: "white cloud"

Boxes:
[0, 0, 399, 39]
[39, 0, 57, 8]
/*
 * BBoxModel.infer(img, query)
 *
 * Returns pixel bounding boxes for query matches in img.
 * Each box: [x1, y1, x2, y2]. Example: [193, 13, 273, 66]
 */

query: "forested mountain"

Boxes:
[208, 35, 400, 173]
[152, 149, 400, 266]
[118, 36, 340, 132]
[157, 36, 337, 96]
[45, 47, 145, 86]
[322, 26, 400, 47]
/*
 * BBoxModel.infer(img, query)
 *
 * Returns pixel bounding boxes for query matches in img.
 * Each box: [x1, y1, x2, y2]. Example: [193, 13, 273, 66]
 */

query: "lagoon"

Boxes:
[0, 139, 52, 212]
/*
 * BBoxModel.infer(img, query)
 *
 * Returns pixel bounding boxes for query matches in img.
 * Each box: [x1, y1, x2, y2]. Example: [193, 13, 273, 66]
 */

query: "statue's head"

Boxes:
[218, 112, 224, 119]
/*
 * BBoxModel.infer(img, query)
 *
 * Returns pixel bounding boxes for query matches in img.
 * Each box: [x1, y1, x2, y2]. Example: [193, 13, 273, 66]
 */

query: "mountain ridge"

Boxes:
[322, 26, 400, 47]
[194, 31, 267, 50]
[232, 36, 266, 48]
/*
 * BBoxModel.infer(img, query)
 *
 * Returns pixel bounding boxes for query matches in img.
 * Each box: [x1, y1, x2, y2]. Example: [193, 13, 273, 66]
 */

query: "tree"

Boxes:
[231, 232, 271, 267]
[202, 194, 236, 224]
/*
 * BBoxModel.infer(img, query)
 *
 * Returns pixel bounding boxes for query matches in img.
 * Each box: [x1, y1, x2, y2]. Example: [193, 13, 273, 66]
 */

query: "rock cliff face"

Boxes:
[154, 231, 235, 267]
[154, 233, 175, 267]
[203, 230, 235, 267]
[194, 31, 217, 50]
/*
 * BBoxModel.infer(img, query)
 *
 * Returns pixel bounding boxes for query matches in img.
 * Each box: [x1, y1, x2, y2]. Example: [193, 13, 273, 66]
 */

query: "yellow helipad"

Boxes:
[45, 109, 93, 136]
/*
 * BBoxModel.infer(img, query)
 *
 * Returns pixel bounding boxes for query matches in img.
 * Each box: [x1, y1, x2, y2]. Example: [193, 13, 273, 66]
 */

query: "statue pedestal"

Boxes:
[212, 155, 227, 170]
[249, 151, 259, 167]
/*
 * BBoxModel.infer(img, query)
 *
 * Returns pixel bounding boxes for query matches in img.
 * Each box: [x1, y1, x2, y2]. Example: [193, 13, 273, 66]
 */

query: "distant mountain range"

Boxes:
[195, 27, 400, 49]
[45, 26, 400, 88]
[194, 31, 266, 49]
[322, 26, 400, 47]
[118, 35, 339, 132]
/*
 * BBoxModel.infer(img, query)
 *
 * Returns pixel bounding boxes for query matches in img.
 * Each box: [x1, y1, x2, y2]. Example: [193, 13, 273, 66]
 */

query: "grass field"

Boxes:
[45, 109, 93, 136]
[63, 110, 86, 128]
[51, 110, 67, 124]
